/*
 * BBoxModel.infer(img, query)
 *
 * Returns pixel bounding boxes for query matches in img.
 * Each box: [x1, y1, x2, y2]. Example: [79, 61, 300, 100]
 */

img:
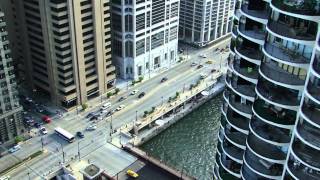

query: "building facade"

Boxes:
[111, 0, 179, 80]
[11, 0, 116, 110]
[179, 0, 235, 47]
[0, 11, 24, 143]
[214, 0, 320, 179]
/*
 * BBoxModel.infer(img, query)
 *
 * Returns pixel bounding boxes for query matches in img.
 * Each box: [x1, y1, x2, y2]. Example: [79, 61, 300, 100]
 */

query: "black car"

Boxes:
[86, 112, 95, 118]
[138, 92, 145, 98]
[118, 96, 126, 102]
[90, 115, 98, 121]
[76, 131, 84, 138]
[197, 64, 203, 69]
[34, 122, 41, 128]
[105, 111, 113, 117]
[160, 77, 168, 83]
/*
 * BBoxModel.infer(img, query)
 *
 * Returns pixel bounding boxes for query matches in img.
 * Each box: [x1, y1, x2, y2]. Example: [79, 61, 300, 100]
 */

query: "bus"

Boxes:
[54, 127, 75, 143]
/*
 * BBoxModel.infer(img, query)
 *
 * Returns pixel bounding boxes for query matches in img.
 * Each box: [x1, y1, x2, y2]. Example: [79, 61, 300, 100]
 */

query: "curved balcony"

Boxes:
[259, 61, 305, 89]
[301, 101, 320, 127]
[221, 115, 228, 129]
[231, 81, 256, 100]
[233, 60, 259, 82]
[287, 156, 320, 180]
[234, 9, 241, 20]
[247, 133, 287, 162]
[229, 98, 252, 117]
[240, 4, 269, 24]
[213, 165, 220, 179]
[312, 55, 320, 75]
[250, 117, 291, 145]
[222, 139, 244, 162]
[263, 43, 310, 66]
[226, 109, 250, 132]
[291, 139, 320, 169]
[238, 23, 265, 44]
[235, 44, 263, 64]
[267, 20, 317, 42]
[218, 128, 224, 142]
[217, 156, 240, 180]
[296, 120, 320, 150]
[217, 141, 223, 155]
[271, 0, 320, 16]
[256, 80, 300, 108]
[252, 99, 296, 128]
[220, 154, 242, 178]
[242, 163, 270, 180]
[306, 79, 320, 102]
[225, 127, 247, 148]
[244, 148, 284, 178]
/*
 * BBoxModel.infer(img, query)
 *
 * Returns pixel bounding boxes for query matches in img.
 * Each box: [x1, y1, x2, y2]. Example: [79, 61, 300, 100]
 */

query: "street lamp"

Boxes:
[161, 96, 164, 106]
[135, 110, 138, 122]
[40, 136, 44, 151]
[77, 141, 81, 160]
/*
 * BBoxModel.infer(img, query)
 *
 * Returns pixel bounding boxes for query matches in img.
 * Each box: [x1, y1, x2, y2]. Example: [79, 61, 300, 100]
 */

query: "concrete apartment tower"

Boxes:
[179, 0, 235, 47]
[10, 0, 116, 110]
[214, 0, 320, 179]
[111, 0, 180, 80]
[0, 11, 24, 143]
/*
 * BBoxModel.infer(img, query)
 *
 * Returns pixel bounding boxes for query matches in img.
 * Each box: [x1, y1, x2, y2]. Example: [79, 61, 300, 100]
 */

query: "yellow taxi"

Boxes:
[127, 169, 139, 178]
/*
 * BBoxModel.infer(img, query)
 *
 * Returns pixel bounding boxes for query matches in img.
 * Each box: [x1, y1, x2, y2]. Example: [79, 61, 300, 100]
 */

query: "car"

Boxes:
[116, 105, 125, 111]
[197, 64, 203, 69]
[138, 92, 145, 98]
[35, 107, 44, 113]
[86, 112, 96, 119]
[34, 122, 41, 128]
[76, 131, 84, 138]
[179, 48, 184, 53]
[130, 89, 139, 95]
[40, 127, 48, 135]
[199, 54, 207, 58]
[206, 60, 213, 64]
[8, 145, 21, 153]
[127, 169, 139, 178]
[104, 111, 113, 117]
[89, 115, 100, 121]
[211, 69, 217, 73]
[86, 125, 97, 131]
[118, 96, 126, 102]
[191, 62, 197, 66]
[101, 102, 111, 110]
[200, 73, 207, 79]
[100, 109, 109, 114]
[160, 77, 168, 83]
[42, 115, 51, 123]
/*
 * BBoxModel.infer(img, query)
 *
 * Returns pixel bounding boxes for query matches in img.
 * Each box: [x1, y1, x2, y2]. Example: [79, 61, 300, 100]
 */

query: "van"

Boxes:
[101, 102, 111, 110]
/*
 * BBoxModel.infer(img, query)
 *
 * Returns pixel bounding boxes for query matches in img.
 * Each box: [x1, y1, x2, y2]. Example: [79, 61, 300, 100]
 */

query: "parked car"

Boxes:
[200, 73, 207, 79]
[130, 89, 139, 95]
[116, 105, 125, 111]
[127, 169, 139, 178]
[8, 145, 21, 153]
[104, 111, 113, 117]
[191, 62, 197, 66]
[40, 127, 48, 135]
[160, 77, 168, 83]
[118, 96, 126, 102]
[42, 115, 51, 123]
[86, 125, 97, 131]
[138, 92, 145, 98]
[197, 64, 203, 69]
[76, 131, 84, 138]
[86, 112, 96, 119]
[199, 54, 207, 58]
[101, 102, 111, 110]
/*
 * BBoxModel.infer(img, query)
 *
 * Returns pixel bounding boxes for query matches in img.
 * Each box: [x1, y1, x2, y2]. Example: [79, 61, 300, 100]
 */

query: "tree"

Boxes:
[82, 103, 88, 110]
[107, 92, 113, 98]
[138, 76, 144, 82]
[176, 92, 180, 98]
[15, 136, 24, 144]
[115, 88, 120, 94]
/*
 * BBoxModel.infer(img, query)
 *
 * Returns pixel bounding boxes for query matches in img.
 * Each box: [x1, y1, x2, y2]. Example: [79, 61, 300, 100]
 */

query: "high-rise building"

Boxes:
[178, 0, 235, 47]
[14, 0, 116, 110]
[214, 0, 320, 179]
[0, 11, 24, 143]
[111, 0, 179, 80]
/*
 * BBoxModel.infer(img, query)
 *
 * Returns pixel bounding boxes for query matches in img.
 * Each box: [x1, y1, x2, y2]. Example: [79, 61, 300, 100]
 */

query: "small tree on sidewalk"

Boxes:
[15, 136, 24, 144]
[107, 92, 113, 98]
[82, 103, 88, 111]
[114, 88, 120, 94]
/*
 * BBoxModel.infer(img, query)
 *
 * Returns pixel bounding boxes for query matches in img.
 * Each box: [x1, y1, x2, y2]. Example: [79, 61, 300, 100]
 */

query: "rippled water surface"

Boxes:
[141, 95, 222, 180]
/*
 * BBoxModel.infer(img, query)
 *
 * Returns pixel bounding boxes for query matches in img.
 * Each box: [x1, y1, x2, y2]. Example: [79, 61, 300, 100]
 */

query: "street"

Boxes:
[0, 39, 230, 179]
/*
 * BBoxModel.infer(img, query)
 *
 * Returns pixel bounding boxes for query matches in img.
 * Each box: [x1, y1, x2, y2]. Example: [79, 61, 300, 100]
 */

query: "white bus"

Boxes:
[54, 127, 75, 143]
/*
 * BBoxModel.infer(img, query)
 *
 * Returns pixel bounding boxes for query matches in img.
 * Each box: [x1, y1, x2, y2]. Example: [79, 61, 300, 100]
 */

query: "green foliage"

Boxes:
[107, 92, 113, 98]
[115, 88, 120, 94]
[138, 76, 144, 82]
[14, 136, 24, 144]
[82, 103, 88, 110]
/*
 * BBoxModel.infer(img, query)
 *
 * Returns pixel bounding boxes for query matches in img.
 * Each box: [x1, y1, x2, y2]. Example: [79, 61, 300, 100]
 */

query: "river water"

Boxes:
[141, 94, 222, 180]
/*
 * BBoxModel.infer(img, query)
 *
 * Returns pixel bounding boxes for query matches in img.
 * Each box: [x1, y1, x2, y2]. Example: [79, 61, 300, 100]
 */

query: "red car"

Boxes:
[42, 115, 51, 123]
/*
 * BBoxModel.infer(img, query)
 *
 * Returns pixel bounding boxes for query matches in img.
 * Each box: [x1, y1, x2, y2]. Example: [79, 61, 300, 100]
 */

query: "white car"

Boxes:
[116, 105, 125, 111]
[86, 125, 97, 131]
[130, 89, 139, 95]
[40, 127, 48, 135]
[199, 54, 207, 58]
[101, 102, 111, 110]
[8, 145, 21, 153]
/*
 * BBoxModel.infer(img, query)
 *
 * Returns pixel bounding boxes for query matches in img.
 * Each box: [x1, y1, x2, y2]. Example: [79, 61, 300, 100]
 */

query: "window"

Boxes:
[125, 41, 133, 57]
[154, 56, 160, 69]
[125, 15, 133, 32]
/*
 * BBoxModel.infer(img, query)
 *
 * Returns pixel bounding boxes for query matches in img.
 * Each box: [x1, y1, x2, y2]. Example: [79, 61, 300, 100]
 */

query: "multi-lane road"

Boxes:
[0, 39, 230, 179]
